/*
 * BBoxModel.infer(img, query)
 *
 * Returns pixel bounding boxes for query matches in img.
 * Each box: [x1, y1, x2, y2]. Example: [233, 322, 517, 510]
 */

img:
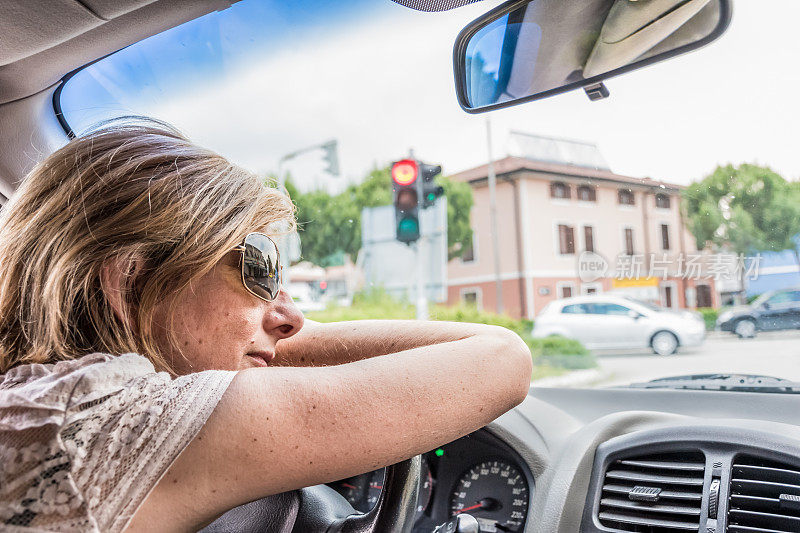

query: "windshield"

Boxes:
[58, 0, 800, 390]
[622, 298, 663, 313]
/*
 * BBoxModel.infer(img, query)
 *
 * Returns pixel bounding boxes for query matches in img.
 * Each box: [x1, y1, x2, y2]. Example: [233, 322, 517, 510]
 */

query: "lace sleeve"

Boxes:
[61, 357, 236, 532]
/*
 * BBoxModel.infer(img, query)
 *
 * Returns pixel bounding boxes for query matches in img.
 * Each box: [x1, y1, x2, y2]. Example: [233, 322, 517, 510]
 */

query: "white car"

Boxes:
[532, 295, 706, 355]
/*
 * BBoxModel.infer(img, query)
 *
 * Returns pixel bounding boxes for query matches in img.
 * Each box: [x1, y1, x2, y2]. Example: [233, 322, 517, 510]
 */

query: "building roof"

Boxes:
[449, 155, 684, 192]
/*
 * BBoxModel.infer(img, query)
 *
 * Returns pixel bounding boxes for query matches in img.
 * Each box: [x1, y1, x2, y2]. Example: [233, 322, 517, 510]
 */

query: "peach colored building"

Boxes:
[446, 152, 717, 319]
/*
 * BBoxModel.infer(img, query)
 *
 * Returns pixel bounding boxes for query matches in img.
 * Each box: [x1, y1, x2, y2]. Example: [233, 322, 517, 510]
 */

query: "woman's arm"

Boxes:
[273, 319, 508, 366]
[128, 324, 532, 532]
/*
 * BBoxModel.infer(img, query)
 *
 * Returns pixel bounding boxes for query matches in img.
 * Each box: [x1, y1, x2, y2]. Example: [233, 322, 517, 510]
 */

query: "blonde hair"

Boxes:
[0, 118, 294, 374]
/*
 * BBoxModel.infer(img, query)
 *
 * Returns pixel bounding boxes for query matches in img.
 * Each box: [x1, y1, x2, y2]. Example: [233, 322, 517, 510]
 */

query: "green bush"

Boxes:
[307, 288, 414, 322]
[526, 336, 596, 370]
[428, 304, 529, 336]
[528, 335, 588, 356]
[697, 307, 718, 331]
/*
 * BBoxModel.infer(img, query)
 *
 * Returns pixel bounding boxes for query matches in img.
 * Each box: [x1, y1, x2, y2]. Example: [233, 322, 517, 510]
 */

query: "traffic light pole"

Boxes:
[391, 153, 444, 321]
[415, 237, 428, 320]
[409, 149, 427, 321]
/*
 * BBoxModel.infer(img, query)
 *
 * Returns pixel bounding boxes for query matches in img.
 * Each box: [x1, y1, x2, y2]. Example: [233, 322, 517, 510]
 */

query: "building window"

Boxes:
[557, 282, 575, 299]
[655, 193, 671, 209]
[583, 225, 595, 253]
[460, 288, 481, 309]
[696, 284, 712, 308]
[618, 189, 635, 205]
[624, 228, 634, 256]
[661, 223, 671, 250]
[557, 224, 575, 254]
[661, 283, 676, 308]
[550, 181, 571, 199]
[577, 185, 596, 202]
[581, 283, 601, 295]
[461, 234, 476, 263]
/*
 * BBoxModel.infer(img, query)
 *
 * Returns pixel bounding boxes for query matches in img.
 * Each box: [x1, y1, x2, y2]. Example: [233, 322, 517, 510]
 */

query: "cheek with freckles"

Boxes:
[152, 265, 265, 373]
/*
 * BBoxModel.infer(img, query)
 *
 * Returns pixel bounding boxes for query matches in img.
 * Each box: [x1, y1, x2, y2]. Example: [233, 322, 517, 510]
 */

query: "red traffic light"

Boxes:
[391, 159, 418, 186]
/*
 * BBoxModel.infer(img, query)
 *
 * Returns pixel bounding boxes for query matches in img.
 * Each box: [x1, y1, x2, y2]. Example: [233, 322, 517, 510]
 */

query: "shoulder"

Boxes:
[0, 353, 157, 421]
[0, 353, 236, 532]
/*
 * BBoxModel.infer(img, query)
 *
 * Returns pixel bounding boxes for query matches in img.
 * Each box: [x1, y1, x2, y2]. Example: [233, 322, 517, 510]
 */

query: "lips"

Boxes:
[246, 351, 274, 367]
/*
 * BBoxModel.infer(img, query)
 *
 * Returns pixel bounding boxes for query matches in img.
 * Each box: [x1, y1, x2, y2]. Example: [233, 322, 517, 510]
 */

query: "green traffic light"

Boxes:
[434, 448, 444, 457]
[427, 193, 436, 202]
[398, 217, 419, 239]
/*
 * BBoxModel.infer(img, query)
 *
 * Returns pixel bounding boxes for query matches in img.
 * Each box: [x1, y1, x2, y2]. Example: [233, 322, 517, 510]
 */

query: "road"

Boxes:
[593, 330, 800, 387]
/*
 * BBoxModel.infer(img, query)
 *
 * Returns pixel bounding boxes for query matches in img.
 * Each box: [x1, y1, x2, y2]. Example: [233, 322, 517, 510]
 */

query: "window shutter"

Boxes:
[584, 226, 594, 252]
[661, 224, 671, 250]
[625, 228, 634, 256]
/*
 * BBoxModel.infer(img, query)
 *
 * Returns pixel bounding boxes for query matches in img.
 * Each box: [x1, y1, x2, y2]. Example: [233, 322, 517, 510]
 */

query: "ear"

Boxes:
[100, 253, 144, 331]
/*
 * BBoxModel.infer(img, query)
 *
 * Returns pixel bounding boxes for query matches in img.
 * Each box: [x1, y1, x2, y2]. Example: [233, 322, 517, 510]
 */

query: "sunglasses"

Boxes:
[232, 232, 283, 302]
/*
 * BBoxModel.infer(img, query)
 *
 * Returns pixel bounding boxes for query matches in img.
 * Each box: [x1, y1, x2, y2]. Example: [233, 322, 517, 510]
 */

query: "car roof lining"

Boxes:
[0, 0, 236, 105]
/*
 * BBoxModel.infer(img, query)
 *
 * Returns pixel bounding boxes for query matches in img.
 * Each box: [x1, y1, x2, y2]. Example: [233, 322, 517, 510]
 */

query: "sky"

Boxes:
[59, 0, 800, 192]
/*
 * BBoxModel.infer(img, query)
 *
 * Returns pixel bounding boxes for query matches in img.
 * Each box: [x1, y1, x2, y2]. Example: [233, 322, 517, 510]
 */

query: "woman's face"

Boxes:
[152, 251, 304, 374]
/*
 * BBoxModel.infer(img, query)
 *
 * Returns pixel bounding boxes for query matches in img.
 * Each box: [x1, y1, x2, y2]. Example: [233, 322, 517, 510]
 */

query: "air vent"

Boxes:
[598, 451, 706, 532]
[728, 456, 800, 532]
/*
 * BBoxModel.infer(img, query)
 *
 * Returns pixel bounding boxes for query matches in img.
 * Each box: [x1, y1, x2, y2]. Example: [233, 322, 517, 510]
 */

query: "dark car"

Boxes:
[717, 287, 800, 337]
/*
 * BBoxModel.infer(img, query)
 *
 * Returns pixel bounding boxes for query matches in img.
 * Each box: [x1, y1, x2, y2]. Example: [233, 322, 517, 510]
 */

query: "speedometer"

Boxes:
[449, 460, 529, 532]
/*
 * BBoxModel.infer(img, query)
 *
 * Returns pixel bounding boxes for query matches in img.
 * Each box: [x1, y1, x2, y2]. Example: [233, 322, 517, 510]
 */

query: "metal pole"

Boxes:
[409, 147, 428, 320]
[277, 159, 286, 190]
[416, 238, 428, 320]
[486, 118, 504, 314]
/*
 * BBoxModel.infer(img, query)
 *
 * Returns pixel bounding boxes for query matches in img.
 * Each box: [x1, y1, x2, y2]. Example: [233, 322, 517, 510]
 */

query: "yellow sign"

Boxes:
[612, 276, 659, 288]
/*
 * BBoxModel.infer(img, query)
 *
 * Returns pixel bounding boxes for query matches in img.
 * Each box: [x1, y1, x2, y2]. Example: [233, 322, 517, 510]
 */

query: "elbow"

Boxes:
[508, 333, 533, 405]
[486, 327, 532, 407]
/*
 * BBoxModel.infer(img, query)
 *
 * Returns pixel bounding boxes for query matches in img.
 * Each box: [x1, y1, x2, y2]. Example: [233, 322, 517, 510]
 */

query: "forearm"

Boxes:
[145, 325, 533, 531]
[274, 319, 501, 367]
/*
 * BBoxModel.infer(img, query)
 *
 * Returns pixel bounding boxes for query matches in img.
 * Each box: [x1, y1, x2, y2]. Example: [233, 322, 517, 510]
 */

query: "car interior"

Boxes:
[2, 1, 800, 532]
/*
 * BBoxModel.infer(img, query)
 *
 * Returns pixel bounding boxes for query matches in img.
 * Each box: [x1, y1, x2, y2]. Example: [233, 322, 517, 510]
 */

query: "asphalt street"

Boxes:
[593, 330, 800, 387]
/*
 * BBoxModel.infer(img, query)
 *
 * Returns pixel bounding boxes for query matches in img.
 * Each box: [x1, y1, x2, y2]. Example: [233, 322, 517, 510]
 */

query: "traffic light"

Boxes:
[320, 140, 340, 176]
[419, 162, 444, 208]
[391, 159, 420, 244]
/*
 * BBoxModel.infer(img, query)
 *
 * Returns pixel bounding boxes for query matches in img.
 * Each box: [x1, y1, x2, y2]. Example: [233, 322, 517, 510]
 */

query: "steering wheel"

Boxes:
[200, 456, 421, 533]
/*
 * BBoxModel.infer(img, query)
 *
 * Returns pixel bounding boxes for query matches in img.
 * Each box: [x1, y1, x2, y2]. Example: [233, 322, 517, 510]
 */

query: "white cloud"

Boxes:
[149, 0, 800, 190]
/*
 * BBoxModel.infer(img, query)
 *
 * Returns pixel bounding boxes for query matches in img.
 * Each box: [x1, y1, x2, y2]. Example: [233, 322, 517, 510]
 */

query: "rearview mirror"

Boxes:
[453, 0, 732, 113]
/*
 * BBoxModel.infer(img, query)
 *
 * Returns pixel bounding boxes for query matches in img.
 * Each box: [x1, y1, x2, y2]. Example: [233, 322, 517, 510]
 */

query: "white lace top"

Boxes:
[0, 353, 236, 532]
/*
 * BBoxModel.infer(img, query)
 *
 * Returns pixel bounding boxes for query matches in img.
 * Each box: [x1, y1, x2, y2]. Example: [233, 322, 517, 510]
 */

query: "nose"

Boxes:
[263, 289, 304, 340]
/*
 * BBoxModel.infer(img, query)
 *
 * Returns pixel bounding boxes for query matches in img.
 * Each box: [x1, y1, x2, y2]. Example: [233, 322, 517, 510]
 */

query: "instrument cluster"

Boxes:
[328, 430, 534, 532]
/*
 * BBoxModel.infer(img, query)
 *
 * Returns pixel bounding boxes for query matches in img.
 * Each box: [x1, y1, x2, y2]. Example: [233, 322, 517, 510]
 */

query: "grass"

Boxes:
[531, 364, 569, 381]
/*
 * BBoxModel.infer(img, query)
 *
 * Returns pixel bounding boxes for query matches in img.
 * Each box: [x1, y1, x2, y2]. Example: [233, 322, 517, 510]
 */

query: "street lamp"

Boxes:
[277, 139, 340, 190]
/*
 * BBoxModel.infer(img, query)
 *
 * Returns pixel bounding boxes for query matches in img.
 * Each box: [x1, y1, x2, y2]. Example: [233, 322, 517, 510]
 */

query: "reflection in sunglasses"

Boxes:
[240, 234, 281, 301]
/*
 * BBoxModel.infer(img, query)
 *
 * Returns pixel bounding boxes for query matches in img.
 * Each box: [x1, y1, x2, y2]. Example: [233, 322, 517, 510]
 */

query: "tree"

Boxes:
[760, 180, 800, 269]
[283, 165, 474, 266]
[441, 177, 474, 260]
[285, 179, 361, 267]
[683, 164, 800, 292]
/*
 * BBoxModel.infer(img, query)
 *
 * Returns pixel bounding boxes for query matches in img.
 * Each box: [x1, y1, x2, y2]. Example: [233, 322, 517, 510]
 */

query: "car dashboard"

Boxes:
[329, 429, 534, 532]
[329, 386, 800, 532]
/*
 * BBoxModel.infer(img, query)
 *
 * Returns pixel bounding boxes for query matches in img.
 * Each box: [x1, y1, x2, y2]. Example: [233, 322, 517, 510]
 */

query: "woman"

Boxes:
[0, 119, 532, 532]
